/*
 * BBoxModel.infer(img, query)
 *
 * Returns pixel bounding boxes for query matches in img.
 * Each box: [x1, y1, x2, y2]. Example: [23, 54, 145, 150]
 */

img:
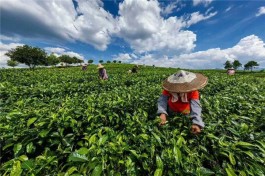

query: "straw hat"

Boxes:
[97, 64, 104, 69]
[162, 70, 208, 93]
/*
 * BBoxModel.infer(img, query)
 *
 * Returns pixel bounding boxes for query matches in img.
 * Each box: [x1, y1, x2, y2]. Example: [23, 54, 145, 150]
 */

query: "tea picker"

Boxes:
[157, 70, 208, 134]
[97, 64, 108, 80]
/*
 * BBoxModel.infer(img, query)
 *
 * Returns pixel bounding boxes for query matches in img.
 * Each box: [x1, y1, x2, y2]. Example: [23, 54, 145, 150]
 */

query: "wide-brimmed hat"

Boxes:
[162, 70, 208, 93]
[97, 64, 104, 69]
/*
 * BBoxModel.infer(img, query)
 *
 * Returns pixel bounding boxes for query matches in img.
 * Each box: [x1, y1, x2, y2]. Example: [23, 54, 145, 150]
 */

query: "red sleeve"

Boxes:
[189, 90, 199, 100]
[162, 90, 170, 96]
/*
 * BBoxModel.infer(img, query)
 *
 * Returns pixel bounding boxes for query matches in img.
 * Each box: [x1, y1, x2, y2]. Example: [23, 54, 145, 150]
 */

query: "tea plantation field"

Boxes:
[0, 64, 265, 175]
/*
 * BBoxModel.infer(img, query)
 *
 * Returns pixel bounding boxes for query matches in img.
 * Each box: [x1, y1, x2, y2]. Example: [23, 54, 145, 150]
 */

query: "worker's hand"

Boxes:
[159, 114, 167, 126]
[191, 124, 201, 134]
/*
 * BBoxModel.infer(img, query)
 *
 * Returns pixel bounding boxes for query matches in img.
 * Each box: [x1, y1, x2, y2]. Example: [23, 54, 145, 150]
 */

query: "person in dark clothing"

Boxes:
[131, 65, 138, 73]
[81, 64, 87, 70]
[97, 64, 108, 80]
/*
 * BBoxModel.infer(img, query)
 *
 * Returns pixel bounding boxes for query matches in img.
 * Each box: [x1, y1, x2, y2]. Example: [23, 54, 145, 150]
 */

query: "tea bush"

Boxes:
[0, 64, 264, 175]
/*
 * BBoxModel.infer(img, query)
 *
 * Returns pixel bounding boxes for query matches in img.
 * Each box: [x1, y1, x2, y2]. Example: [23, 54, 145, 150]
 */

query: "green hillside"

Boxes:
[0, 64, 265, 175]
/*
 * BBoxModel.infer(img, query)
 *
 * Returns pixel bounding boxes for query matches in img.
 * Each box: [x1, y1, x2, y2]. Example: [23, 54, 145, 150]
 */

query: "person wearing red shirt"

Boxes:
[157, 70, 208, 134]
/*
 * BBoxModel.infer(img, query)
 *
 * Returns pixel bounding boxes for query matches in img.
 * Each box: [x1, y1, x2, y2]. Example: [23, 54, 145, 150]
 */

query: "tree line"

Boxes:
[5, 45, 122, 69]
[6, 45, 84, 69]
[224, 60, 259, 71]
[6, 44, 260, 71]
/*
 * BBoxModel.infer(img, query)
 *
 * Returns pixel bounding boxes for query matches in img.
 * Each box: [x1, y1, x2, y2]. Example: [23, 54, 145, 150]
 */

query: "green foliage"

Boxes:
[244, 61, 259, 71]
[46, 54, 60, 66]
[99, 60, 104, 64]
[113, 60, 117, 63]
[5, 45, 47, 69]
[72, 57, 83, 65]
[88, 59, 94, 64]
[0, 65, 265, 175]
[232, 60, 242, 70]
[58, 55, 83, 66]
[59, 55, 72, 65]
[224, 60, 233, 69]
[7, 60, 18, 68]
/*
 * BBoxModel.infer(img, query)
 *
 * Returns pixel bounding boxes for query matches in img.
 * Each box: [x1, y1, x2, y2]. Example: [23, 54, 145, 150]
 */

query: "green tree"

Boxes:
[118, 61, 122, 63]
[59, 55, 73, 66]
[224, 60, 233, 69]
[7, 60, 18, 68]
[107, 60, 111, 63]
[72, 56, 83, 65]
[232, 60, 242, 70]
[47, 53, 60, 66]
[88, 59, 94, 64]
[5, 45, 47, 69]
[99, 60, 104, 64]
[113, 60, 117, 63]
[244, 61, 259, 71]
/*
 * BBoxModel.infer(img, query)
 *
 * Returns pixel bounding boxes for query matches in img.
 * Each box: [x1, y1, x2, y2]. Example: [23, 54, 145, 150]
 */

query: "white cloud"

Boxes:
[112, 53, 135, 62]
[193, 0, 213, 6]
[1, 0, 116, 50]
[0, 35, 20, 42]
[125, 35, 265, 69]
[115, 0, 217, 54]
[256, 6, 265, 17]
[63, 51, 84, 60]
[0, 42, 24, 68]
[116, 0, 197, 54]
[45, 47, 66, 54]
[131, 54, 175, 67]
[225, 6, 232, 12]
[1, 0, 217, 55]
[44, 47, 84, 60]
[186, 11, 217, 27]
[226, 35, 265, 60]
[205, 7, 214, 14]
[161, 1, 178, 16]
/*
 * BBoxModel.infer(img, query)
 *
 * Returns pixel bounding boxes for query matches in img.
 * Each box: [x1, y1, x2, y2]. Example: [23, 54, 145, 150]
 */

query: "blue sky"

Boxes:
[1, 0, 265, 69]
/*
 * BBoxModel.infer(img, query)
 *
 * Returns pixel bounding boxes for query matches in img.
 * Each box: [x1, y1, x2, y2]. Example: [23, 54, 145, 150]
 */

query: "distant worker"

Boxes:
[131, 65, 139, 73]
[157, 70, 208, 135]
[81, 64, 87, 71]
[227, 67, 235, 75]
[97, 64, 108, 80]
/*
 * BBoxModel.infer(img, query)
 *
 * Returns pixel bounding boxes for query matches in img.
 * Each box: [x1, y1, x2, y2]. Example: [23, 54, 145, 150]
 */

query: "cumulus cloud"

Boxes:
[193, 0, 213, 6]
[123, 35, 265, 69]
[256, 6, 265, 17]
[112, 53, 135, 63]
[131, 54, 175, 67]
[116, 0, 198, 54]
[44, 47, 84, 60]
[1, 0, 217, 55]
[115, 0, 217, 54]
[0, 0, 116, 50]
[0, 42, 24, 67]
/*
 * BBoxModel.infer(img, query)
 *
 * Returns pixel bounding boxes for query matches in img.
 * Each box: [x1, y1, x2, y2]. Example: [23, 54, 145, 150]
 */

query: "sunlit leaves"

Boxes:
[1, 65, 265, 175]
